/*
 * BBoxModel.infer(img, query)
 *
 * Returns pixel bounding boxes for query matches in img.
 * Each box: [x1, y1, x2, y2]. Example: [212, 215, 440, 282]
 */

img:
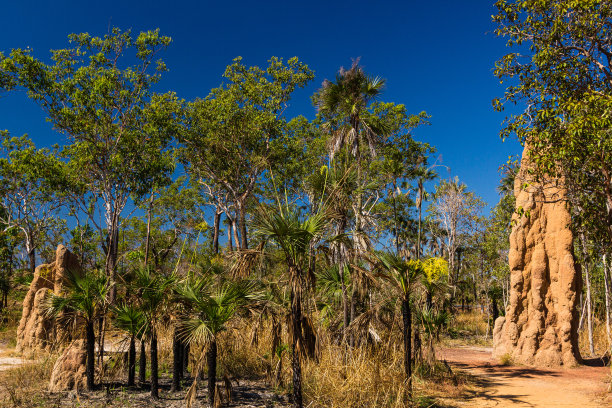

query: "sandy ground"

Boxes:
[439, 346, 611, 407]
[0, 344, 25, 371]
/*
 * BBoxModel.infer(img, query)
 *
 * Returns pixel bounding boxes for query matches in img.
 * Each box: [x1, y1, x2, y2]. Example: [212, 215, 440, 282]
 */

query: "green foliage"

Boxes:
[493, 0, 612, 246]
[376, 252, 424, 297]
[176, 275, 256, 344]
[45, 268, 108, 324]
[112, 303, 147, 340]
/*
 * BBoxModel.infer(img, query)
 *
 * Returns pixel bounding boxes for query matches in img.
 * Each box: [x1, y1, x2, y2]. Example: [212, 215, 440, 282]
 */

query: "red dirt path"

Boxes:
[438, 346, 611, 407]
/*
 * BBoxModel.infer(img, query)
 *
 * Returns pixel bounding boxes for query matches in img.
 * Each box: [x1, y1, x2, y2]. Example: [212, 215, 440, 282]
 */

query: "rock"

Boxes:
[48, 339, 88, 392]
[16, 245, 82, 353]
[493, 147, 581, 367]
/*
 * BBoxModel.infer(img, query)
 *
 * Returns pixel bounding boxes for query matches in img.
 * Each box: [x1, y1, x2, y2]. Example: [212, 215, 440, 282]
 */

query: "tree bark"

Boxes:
[212, 209, 222, 254]
[27, 244, 36, 276]
[580, 233, 595, 356]
[150, 329, 159, 398]
[171, 327, 183, 392]
[401, 297, 412, 401]
[128, 335, 136, 386]
[603, 254, 611, 348]
[139, 339, 147, 385]
[231, 217, 240, 250]
[86, 320, 96, 391]
[183, 342, 190, 376]
[144, 196, 153, 267]
[227, 216, 234, 251]
[290, 284, 303, 408]
[237, 200, 248, 250]
[206, 339, 218, 408]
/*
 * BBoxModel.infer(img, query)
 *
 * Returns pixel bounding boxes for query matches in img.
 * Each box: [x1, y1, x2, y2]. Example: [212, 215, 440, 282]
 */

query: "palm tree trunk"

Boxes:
[171, 327, 183, 392]
[290, 285, 303, 408]
[150, 329, 159, 398]
[128, 335, 136, 386]
[183, 342, 190, 376]
[401, 297, 412, 401]
[206, 338, 218, 407]
[139, 339, 147, 385]
[86, 320, 96, 391]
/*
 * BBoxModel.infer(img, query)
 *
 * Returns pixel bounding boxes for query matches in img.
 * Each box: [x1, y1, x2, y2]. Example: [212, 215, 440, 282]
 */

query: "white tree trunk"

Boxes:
[585, 261, 595, 356]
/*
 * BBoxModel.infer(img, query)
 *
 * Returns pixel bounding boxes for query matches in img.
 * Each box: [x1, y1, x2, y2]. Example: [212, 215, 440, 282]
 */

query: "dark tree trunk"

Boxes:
[150, 329, 159, 398]
[86, 320, 96, 391]
[212, 210, 222, 254]
[491, 297, 499, 323]
[401, 297, 412, 401]
[128, 335, 136, 386]
[139, 339, 146, 385]
[206, 339, 218, 407]
[171, 327, 183, 392]
[27, 246, 36, 276]
[291, 286, 303, 408]
[183, 342, 190, 376]
[413, 324, 421, 364]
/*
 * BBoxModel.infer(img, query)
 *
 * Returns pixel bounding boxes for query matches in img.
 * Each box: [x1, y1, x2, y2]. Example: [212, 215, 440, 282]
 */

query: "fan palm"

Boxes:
[306, 161, 355, 337]
[176, 274, 255, 408]
[253, 205, 330, 408]
[314, 60, 388, 255]
[376, 252, 424, 401]
[45, 269, 108, 391]
[112, 303, 146, 387]
[135, 266, 175, 399]
[417, 306, 450, 362]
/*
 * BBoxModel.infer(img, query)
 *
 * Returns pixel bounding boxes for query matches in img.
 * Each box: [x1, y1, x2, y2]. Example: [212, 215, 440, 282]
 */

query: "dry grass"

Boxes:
[0, 355, 58, 407]
[0, 302, 480, 408]
[214, 317, 470, 408]
[578, 319, 611, 358]
[443, 311, 492, 348]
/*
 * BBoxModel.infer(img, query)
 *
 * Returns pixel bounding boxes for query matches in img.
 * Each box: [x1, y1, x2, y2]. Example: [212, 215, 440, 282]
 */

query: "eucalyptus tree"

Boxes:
[0, 28, 179, 299]
[176, 275, 255, 407]
[427, 178, 485, 287]
[0, 133, 64, 274]
[126, 178, 204, 272]
[253, 204, 330, 408]
[371, 102, 432, 255]
[493, 0, 612, 248]
[0, 211, 18, 311]
[180, 57, 314, 250]
[375, 253, 424, 401]
[46, 269, 108, 391]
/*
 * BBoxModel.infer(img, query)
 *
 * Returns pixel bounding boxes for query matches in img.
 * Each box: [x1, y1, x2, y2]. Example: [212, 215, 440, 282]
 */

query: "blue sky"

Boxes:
[0, 0, 522, 209]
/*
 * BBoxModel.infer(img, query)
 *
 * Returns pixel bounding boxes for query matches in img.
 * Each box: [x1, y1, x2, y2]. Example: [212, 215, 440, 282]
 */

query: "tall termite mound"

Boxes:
[16, 244, 81, 353]
[493, 148, 581, 367]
